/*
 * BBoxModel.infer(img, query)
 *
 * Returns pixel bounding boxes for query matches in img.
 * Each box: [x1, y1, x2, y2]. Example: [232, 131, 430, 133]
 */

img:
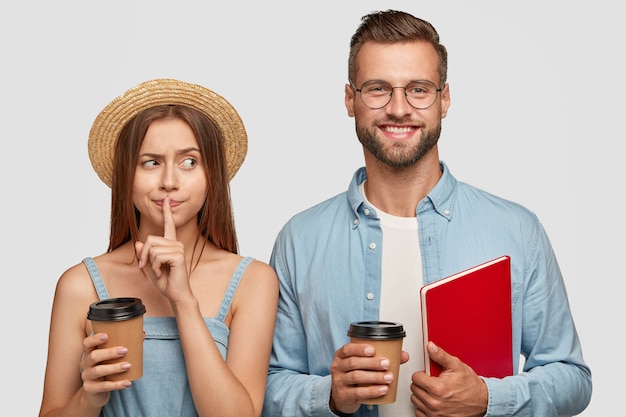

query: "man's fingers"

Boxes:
[428, 341, 460, 372]
[163, 195, 176, 240]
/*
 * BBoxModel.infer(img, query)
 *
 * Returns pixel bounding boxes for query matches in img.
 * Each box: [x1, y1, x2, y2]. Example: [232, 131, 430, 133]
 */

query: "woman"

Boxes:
[39, 79, 278, 417]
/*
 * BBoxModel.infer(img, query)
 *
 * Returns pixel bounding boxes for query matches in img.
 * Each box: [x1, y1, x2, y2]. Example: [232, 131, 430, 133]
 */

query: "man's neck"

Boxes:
[363, 154, 442, 217]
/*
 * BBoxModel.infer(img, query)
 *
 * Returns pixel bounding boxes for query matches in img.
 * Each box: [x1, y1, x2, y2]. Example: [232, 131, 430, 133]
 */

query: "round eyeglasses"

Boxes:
[352, 80, 443, 110]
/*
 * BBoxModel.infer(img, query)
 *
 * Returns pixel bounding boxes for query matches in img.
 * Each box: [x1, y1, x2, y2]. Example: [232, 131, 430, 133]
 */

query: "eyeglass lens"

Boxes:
[358, 80, 440, 109]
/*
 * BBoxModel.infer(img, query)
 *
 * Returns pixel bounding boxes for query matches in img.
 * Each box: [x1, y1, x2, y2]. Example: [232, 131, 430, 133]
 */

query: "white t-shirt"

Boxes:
[360, 182, 424, 416]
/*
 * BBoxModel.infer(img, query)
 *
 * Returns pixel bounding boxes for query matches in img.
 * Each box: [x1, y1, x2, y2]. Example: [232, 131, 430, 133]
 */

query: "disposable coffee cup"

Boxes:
[348, 321, 406, 404]
[87, 297, 146, 381]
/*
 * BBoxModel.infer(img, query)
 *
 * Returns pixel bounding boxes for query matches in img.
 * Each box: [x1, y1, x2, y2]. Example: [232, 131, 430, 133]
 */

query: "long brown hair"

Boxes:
[108, 104, 239, 255]
[348, 10, 448, 87]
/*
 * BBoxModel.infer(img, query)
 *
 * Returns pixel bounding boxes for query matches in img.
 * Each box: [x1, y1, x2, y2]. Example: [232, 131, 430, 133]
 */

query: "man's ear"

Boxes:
[345, 83, 356, 118]
[440, 83, 451, 119]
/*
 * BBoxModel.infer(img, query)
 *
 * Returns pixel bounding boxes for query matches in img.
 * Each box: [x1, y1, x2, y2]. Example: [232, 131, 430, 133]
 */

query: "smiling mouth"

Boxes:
[382, 126, 415, 134]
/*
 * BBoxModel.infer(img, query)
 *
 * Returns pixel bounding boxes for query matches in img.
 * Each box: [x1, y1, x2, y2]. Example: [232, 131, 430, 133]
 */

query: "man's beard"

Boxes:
[356, 120, 441, 168]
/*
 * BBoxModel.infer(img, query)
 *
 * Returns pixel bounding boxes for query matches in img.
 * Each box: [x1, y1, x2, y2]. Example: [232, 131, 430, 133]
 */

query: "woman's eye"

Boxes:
[181, 158, 197, 168]
[142, 160, 158, 167]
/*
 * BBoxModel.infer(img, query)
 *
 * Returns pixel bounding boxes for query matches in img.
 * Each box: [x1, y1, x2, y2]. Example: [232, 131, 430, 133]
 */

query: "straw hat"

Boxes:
[88, 78, 247, 187]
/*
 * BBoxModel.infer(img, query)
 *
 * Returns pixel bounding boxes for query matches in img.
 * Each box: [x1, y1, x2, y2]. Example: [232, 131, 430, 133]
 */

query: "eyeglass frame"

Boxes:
[350, 79, 443, 110]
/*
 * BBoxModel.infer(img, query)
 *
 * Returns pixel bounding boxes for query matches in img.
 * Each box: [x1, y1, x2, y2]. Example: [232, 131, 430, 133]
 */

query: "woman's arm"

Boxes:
[176, 260, 278, 417]
[39, 264, 130, 417]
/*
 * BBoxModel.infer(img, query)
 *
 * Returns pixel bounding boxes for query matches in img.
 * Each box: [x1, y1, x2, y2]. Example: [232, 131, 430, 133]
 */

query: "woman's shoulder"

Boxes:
[239, 255, 277, 282]
[230, 254, 278, 296]
[53, 259, 100, 308]
[228, 255, 278, 323]
[56, 248, 131, 297]
[57, 259, 93, 287]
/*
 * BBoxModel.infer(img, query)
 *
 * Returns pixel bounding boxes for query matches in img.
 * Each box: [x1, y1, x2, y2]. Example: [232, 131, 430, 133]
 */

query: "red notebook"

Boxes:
[420, 255, 513, 378]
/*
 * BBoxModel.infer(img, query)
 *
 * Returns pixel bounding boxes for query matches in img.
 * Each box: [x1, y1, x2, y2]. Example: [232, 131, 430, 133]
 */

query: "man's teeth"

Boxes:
[384, 126, 412, 134]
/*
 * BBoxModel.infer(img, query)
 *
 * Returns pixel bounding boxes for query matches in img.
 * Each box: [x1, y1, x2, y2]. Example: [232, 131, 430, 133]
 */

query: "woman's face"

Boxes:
[132, 117, 208, 235]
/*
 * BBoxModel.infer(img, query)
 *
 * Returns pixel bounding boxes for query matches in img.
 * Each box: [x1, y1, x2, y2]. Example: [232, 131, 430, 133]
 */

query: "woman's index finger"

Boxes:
[162, 195, 176, 240]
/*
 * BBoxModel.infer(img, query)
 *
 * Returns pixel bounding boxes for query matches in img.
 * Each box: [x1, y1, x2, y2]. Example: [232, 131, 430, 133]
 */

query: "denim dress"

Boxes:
[83, 256, 253, 417]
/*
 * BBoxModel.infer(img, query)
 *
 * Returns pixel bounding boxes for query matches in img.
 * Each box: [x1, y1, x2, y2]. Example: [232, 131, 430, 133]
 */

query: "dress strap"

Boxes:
[215, 256, 253, 322]
[82, 257, 110, 301]
[83, 256, 254, 319]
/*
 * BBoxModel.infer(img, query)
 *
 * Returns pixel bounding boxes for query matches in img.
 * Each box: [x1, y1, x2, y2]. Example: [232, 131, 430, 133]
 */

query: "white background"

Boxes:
[1, 1, 622, 415]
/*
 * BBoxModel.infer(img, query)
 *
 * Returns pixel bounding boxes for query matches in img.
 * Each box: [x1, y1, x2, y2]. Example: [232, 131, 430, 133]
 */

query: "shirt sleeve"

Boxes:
[483, 217, 592, 416]
[262, 229, 338, 417]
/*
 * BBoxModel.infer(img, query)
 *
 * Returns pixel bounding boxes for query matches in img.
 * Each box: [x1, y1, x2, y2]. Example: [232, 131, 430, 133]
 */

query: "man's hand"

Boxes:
[329, 342, 409, 415]
[411, 342, 488, 417]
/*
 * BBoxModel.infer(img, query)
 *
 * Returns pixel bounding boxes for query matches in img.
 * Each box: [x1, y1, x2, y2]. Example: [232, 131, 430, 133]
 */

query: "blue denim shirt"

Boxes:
[263, 163, 591, 417]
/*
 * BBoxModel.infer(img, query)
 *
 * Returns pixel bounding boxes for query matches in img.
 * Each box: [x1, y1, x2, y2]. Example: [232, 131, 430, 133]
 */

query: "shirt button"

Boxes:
[369, 242, 376, 250]
[353, 218, 359, 225]
[367, 292, 374, 300]
[444, 209, 450, 215]
[367, 404, 374, 411]
[364, 208, 371, 215]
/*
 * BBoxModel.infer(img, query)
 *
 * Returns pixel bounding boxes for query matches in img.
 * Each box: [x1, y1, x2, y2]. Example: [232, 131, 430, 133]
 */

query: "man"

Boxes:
[262, 9, 591, 417]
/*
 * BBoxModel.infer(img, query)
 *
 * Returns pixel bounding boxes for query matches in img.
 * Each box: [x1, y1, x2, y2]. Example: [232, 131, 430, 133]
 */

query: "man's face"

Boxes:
[345, 41, 450, 168]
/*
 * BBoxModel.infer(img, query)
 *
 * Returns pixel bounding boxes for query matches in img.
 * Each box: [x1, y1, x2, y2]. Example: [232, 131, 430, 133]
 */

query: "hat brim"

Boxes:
[88, 78, 247, 187]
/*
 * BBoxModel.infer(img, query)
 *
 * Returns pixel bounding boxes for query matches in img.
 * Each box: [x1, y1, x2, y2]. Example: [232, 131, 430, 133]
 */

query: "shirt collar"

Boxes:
[347, 161, 457, 221]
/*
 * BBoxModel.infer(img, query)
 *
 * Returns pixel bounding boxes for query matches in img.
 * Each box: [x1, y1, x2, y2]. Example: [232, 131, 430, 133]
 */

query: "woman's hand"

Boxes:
[135, 195, 192, 304]
[79, 332, 132, 407]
